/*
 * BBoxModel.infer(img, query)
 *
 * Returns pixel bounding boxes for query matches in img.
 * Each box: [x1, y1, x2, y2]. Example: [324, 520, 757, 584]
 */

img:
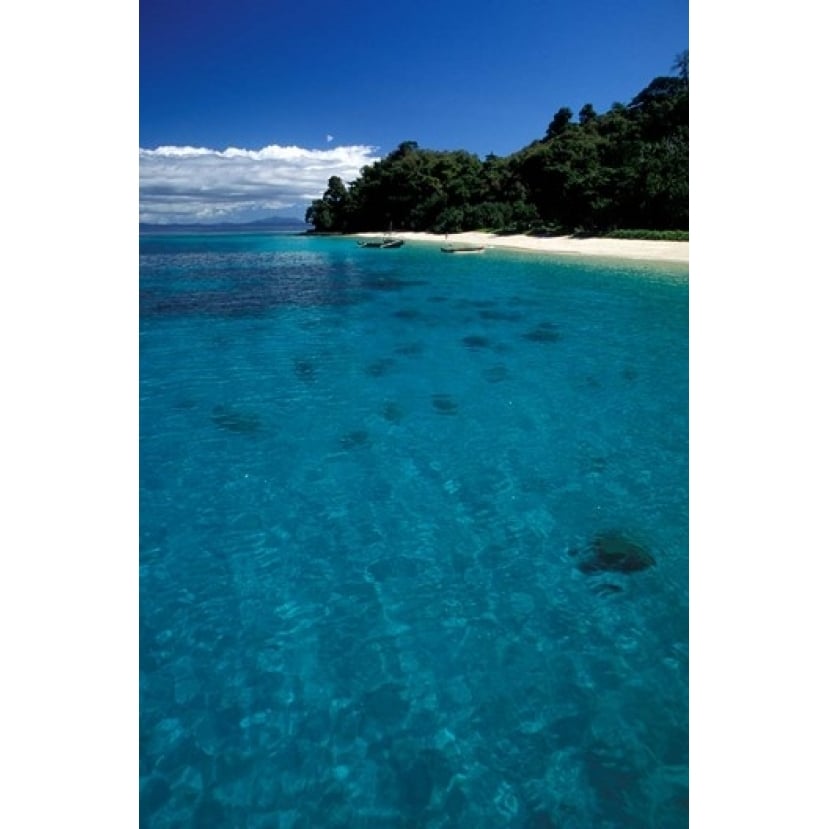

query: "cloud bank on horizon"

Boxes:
[139, 144, 380, 224]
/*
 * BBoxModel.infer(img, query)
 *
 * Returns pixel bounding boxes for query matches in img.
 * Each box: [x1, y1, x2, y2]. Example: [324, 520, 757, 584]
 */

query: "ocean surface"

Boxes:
[140, 232, 689, 828]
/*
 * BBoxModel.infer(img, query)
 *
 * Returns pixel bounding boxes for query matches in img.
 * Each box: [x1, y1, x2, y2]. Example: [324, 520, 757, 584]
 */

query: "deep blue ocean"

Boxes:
[140, 232, 688, 828]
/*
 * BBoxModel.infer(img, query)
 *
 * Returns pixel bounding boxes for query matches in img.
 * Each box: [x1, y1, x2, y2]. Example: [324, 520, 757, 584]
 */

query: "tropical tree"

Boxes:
[579, 103, 598, 126]
[545, 107, 573, 139]
[305, 58, 689, 235]
[672, 49, 689, 84]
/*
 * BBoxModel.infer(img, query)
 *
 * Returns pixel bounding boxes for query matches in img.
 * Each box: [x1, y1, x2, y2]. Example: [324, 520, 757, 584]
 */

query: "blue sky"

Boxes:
[140, 0, 688, 223]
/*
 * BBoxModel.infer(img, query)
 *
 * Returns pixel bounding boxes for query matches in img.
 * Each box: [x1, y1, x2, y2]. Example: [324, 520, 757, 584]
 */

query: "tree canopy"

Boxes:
[306, 55, 688, 234]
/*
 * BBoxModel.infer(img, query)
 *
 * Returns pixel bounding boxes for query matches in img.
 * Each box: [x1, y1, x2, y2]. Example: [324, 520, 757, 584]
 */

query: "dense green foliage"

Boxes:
[306, 53, 688, 235]
[603, 229, 688, 241]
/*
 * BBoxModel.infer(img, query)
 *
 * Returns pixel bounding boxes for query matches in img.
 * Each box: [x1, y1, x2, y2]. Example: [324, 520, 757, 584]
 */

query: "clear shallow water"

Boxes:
[140, 233, 688, 828]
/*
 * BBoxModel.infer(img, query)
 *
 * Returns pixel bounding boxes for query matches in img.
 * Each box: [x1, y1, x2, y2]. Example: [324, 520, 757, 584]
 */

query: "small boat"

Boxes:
[358, 237, 405, 249]
[440, 244, 486, 254]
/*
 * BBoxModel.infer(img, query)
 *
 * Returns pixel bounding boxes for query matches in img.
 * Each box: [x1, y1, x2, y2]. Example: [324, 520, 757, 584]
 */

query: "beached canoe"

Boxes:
[358, 238, 405, 248]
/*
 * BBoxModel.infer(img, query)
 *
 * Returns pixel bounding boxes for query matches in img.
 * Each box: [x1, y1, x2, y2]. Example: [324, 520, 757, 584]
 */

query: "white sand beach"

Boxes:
[354, 231, 689, 264]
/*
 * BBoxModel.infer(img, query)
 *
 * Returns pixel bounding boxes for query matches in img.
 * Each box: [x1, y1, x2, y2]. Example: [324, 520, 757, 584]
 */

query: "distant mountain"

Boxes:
[140, 215, 311, 232]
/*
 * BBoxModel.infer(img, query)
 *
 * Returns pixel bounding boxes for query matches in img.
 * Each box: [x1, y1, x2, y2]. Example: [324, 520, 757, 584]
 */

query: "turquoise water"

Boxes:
[140, 233, 688, 828]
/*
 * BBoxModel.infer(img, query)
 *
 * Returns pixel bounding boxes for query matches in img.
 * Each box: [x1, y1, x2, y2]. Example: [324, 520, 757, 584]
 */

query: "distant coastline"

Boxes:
[139, 217, 309, 233]
[351, 231, 689, 264]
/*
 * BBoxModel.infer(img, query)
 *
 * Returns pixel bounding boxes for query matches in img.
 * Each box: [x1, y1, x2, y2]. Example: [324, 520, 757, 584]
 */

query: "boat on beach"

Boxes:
[358, 223, 405, 248]
[440, 244, 486, 254]
[357, 237, 405, 249]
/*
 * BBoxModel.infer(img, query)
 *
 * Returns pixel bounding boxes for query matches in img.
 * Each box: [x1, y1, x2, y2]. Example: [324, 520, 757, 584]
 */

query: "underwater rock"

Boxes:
[294, 357, 316, 382]
[581, 374, 602, 389]
[573, 531, 655, 575]
[382, 401, 404, 423]
[592, 582, 624, 596]
[462, 334, 492, 349]
[340, 430, 370, 449]
[587, 455, 608, 473]
[432, 394, 459, 414]
[211, 405, 261, 434]
[479, 309, 524, 322]
[365, 357, 396, 377]
[483, 364, 509, 383]
[364, 276, 428, 291]
[523, 322, 561, 343]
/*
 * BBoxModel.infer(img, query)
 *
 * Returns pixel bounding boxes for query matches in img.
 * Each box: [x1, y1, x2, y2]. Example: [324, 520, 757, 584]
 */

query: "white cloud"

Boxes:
[139, 143, 380, 224]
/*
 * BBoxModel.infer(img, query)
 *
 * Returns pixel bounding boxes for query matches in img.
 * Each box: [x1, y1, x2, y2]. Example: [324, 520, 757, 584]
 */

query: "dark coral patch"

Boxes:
[365, 357, 397, 377]
[294, 357, 316, 382]
[483, 364, 509, 383]
[586, 455, 608, 473]
[363, 276, 428, 291]
[479, 309, 524, 322]
[340, 430, 371, 449]
[592, 582, 624, 596]
[382, 402, 404, 423]
[211, 405, 261, 434]
[523, 322, 561, 343]
[575, 531, 655, 575]
[432, 394, 459, 414]
[394, 341, 425, 357]
[462, 335, 491, 349]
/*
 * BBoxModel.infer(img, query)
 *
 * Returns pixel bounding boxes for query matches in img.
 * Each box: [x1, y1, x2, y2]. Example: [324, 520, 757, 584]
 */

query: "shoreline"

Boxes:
[351, 231, 689, 264]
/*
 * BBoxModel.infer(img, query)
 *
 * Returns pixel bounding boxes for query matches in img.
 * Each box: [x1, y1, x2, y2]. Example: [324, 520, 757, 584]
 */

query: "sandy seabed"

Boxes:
[353, 231, 689, 264]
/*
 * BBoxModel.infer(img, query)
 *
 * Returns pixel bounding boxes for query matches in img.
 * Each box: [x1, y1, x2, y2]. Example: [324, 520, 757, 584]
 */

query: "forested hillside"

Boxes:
[306, 52, 688, 235]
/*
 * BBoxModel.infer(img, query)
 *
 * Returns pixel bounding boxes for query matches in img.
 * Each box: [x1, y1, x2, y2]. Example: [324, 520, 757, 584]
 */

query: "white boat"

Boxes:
[357, 237, 405, 248]
[358, 225, 405, 248]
